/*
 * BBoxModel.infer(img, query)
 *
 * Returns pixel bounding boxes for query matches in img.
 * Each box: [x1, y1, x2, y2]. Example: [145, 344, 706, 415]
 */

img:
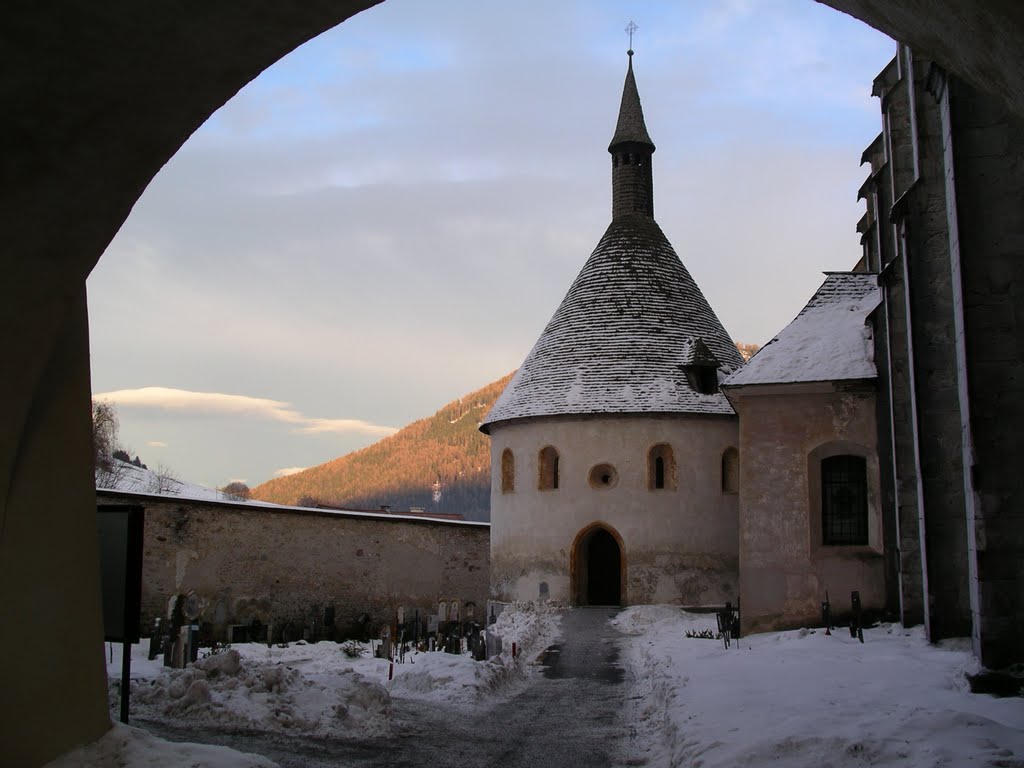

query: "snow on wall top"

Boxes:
[481, 214, 744, 431]
[723, 272, 881, 388]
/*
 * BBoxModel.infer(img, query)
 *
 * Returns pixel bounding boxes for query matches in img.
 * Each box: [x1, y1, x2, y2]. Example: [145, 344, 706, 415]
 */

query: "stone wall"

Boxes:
[97, 491, 490, 643]
[730, 383, 886, 634]
[945, 75, 1024, 667]
[863, 45, 1024, 666]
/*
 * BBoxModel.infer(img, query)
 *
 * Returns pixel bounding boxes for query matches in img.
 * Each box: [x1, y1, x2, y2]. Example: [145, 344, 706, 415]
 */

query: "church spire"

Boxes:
[609, 48, 656, 219]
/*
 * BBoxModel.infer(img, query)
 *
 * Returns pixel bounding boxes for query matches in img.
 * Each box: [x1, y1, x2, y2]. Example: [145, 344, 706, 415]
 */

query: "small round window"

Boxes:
[588, 463, 618, 490]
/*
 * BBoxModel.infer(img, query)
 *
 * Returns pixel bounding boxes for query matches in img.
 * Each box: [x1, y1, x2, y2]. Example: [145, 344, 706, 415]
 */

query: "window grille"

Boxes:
[821, 455, 868, 545]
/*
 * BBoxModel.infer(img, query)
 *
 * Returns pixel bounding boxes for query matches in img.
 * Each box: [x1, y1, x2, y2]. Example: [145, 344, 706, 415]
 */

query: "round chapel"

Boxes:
[480, 53, 744, 607]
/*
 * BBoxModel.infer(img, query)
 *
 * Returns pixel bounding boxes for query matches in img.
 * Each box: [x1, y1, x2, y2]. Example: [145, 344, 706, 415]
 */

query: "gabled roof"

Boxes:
[723, 272, 880, 388]
[480, 215, 744, 431]
[678, 336, 719, 367]
[609, 54, 655, 150]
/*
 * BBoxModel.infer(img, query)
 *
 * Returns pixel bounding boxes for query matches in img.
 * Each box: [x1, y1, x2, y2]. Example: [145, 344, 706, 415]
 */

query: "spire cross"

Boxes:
[625, 20, 638, 53]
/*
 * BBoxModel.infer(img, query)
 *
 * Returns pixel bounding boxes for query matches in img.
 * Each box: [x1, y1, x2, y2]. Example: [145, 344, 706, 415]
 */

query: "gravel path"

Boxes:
[140, 608, 640, 767]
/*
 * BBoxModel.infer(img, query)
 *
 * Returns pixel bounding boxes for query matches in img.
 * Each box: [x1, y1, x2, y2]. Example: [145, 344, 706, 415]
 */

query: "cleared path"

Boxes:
[141, 608, 639, 767]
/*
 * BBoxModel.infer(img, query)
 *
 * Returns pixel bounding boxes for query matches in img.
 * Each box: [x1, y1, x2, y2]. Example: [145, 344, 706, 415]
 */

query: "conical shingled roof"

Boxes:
[480, 215, 744, 431]
[480, 55, 742, 433]
[609, 55, 655, 150]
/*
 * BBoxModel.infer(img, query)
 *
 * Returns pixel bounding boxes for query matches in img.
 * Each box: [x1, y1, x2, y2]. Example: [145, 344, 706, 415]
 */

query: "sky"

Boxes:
[87, 0, 895, 490]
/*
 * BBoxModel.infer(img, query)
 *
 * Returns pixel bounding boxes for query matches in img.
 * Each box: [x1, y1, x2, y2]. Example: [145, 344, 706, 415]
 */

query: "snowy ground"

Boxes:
[49, 602, 561, 767]
[48, 604, 1024, 767]
[614, 606, 1024, 768]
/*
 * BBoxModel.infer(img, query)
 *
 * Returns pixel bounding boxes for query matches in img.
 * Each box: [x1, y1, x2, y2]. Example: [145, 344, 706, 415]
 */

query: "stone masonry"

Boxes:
[98, 491, 490, 644]
[862, 45, 1024, 667]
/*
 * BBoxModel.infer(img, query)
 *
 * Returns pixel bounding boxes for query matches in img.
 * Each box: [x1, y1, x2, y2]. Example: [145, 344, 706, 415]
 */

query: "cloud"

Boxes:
[274, 467, 307, 478]
[146, 440, 168, 448]
[94, 387, 398, 438]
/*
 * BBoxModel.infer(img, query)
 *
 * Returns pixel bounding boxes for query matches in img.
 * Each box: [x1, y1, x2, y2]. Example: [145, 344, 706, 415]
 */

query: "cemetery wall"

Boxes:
[97, 490, 490, 642]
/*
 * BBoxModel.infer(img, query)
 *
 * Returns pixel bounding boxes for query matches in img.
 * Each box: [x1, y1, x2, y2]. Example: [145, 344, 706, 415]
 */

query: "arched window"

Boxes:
[721, 447, 739, 494]
[500, 448, 514, 494]
[647, 444, 676, 490]
[538, 446, 560, 491]
[821, 455, 868, 545]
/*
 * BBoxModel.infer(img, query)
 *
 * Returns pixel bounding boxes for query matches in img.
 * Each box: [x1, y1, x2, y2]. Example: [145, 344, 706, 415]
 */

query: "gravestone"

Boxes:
[147, 618, 162, 661]
[485, 630, 503, 658]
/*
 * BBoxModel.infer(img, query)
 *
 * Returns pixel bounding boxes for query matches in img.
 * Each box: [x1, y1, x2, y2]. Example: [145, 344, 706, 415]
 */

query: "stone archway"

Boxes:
[571, 523, 626, 607]
[6, 2, 1024, 763]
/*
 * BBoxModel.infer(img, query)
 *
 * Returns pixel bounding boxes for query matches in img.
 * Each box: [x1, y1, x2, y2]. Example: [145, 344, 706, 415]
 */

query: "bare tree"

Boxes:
[92, 400, 118, 474]
[93, 399, 134, 489]
[220, 481, 251, 501]
[146, 464, 181, 496]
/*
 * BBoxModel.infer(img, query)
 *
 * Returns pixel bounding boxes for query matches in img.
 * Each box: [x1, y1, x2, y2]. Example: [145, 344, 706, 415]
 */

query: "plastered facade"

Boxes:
[728, 384, 885, 633]
[488, 415, 739, 606]
[97, 491, 490, 642]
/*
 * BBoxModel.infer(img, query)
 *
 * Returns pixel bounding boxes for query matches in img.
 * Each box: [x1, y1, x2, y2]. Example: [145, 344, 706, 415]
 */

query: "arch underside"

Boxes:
[5, 1, 1024, 763]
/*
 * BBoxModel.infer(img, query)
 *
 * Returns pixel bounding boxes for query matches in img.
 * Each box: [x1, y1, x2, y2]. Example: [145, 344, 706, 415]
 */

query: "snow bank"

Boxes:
[613, 606, 1024, 768]
[104, 604, 560, 741]
[110, 643, 390, 738]
[387, 601, 563, 704]
[44, 722, 276, 768]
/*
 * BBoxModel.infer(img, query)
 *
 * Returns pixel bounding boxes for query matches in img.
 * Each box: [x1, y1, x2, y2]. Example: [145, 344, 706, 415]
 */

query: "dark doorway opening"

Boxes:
[574, 526, 622, 606]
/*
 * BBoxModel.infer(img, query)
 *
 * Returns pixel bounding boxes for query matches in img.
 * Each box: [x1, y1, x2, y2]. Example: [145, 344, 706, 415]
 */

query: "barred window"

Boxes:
[821, 455, 868, 545]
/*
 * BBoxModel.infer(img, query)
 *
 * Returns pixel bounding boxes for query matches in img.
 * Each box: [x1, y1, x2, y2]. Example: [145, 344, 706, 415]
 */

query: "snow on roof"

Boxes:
[723, 272, 880, 388]
[481, 215, 744, 431]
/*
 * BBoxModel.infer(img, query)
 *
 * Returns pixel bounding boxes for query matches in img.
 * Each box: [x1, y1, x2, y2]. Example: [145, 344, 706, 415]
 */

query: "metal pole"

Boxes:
[120, 640, 131, 724]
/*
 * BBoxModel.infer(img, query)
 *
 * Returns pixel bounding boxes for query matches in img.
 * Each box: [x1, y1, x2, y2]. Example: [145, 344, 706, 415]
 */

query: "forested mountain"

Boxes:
[251, 373, 514, 522]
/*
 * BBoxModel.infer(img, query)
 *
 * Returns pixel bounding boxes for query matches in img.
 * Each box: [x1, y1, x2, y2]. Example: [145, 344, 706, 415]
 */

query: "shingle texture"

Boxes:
[609, 57, 655, 150]
[723, 272, 880, 387]
[481, 214, 744, 431]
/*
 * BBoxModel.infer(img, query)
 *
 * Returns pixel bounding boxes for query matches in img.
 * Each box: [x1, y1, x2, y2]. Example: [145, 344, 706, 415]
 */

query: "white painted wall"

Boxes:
[489, 414, 740, 606]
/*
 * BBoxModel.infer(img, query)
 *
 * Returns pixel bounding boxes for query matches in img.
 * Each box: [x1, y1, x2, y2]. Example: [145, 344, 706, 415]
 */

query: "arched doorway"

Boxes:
[571, 523, 625, 607]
